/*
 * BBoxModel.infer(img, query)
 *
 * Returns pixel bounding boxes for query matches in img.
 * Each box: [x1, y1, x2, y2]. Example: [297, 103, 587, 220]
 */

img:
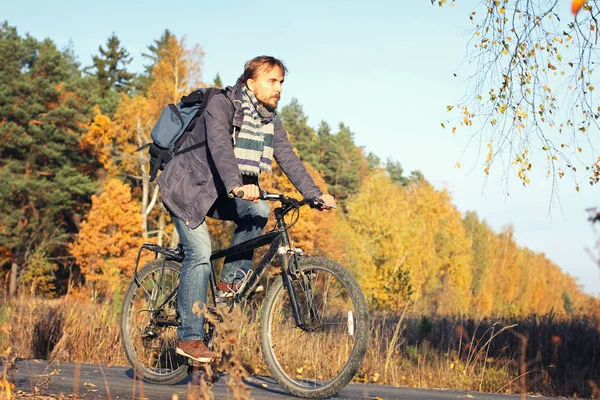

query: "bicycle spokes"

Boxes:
[126, 267, 184, 375]
[266, 265, 360, 388]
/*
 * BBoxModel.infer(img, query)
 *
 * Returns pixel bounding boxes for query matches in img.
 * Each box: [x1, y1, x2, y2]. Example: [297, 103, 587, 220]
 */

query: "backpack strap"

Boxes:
[135, 143, 170, 182]
[137, 89, 237, 183]
[173, 90, 236, 156]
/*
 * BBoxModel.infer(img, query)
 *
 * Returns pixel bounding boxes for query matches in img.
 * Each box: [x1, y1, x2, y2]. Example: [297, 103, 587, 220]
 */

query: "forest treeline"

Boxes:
[1, 22, 598, 318]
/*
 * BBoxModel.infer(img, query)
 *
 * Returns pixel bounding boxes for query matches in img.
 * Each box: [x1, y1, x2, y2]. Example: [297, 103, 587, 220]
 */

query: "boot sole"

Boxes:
[176, 347, 214, 363]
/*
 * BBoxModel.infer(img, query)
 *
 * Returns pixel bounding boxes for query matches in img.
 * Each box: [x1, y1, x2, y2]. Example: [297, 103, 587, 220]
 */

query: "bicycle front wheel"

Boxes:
[260, 257, 369, 398]
[120, 259, 188, 385]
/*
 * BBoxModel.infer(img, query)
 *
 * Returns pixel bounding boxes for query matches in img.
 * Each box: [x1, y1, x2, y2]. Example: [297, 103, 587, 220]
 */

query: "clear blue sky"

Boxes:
[4, 0, 600, 295]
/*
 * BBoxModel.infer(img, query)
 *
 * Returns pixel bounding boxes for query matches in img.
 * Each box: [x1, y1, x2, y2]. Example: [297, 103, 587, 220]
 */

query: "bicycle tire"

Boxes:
[120, 259, 188, 385]
[260, 257, 369, 398]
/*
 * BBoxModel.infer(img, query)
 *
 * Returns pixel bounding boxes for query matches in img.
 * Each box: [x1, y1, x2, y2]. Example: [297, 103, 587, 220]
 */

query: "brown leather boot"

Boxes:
[176, 340, 218, 363]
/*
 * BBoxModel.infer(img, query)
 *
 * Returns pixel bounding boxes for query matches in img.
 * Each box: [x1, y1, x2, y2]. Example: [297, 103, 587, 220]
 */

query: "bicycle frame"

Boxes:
[132, 202, 307, 327]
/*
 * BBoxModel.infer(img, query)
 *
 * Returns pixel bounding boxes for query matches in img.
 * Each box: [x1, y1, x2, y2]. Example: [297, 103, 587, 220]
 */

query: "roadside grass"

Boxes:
[2, 295, 599, 398]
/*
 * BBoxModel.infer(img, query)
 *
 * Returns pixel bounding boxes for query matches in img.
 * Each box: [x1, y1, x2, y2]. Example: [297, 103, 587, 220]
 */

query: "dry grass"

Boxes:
[4, 295, 126, 366]
[2, 295, 599, 399]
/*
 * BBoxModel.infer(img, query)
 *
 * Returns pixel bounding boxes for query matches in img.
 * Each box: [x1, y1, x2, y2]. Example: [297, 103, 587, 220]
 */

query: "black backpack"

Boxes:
[136, 87, 231, 182]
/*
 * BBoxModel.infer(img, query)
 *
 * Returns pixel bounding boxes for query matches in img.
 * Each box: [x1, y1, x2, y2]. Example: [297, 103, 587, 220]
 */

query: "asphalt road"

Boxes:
[5, 359, 563, 399]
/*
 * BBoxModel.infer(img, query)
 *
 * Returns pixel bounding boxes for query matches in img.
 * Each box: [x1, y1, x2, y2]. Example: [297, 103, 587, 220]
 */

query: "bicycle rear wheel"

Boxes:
[120, 259, 188, 384]
[260, 257, 369, 398]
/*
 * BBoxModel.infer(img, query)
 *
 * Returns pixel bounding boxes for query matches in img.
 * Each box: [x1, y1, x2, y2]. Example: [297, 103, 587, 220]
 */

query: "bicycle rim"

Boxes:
[122, 261, 187, 381]
[262, 258, 368, 397]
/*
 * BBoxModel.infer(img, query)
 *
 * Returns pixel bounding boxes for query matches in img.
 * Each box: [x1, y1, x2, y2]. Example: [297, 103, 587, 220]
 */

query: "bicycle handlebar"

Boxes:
[234, 190, 336, 210]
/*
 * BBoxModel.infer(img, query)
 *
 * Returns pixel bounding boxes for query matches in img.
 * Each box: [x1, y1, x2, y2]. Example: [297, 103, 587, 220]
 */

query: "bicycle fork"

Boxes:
[275, 209, 321, 331]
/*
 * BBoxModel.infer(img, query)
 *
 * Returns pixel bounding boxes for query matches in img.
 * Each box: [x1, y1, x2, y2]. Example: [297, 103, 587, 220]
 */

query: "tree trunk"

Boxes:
[9, 260, 17, 297]
[158, 209, 165, 247]
[137, 115, 150, 241]
[141, 172, 149, 240]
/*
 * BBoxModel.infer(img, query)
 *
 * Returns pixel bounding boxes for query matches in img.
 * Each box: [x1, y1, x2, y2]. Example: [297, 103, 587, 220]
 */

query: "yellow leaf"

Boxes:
[503, 48, 509, 55]
[456, 163, 461, 168]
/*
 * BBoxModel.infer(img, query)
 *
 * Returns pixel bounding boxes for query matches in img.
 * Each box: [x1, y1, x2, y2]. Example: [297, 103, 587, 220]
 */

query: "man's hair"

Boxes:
[242, 56, 288, 84]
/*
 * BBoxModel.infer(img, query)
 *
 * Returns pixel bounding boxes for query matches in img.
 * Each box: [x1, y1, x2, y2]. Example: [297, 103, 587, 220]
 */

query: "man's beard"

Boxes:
[256, 91, 279, 112]
[263, 98, 278, 112]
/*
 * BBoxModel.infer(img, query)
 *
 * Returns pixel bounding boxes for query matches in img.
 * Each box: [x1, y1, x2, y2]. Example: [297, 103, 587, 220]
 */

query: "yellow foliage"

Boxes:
[148, 35, 204, 116]
[80, 106, 116, 172]
[69, 179, 146, 295]
[339, 172, 473, 314]
[112, 94, 154, 177]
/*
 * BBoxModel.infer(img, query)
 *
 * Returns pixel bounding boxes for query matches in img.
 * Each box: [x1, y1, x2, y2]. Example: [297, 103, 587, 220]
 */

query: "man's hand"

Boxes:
[318, 193, 336, 210]
[232, 185, 261, 202]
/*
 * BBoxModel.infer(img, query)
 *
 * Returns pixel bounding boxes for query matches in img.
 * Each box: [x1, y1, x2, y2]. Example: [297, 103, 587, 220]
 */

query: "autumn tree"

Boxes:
[0, 22, 97, 297]
[462, 211, 495, 313]
[69, 179, 145, 298]
[135, 29, 177, 94]
[81, 34, 204, 245]
[440, 0, 600, 190]
[340, 171, 413, 310]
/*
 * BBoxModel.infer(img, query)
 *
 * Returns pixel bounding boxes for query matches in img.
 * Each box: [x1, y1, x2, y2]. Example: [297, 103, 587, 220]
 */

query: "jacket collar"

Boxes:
[225, 77, 246, 128]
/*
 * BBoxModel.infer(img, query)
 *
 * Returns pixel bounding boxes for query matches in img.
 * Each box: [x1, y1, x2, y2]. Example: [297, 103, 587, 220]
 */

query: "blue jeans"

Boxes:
[172, 192, 270, 341]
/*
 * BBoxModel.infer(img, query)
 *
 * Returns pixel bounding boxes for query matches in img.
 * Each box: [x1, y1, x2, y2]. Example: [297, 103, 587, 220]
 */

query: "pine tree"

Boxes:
[0, 23, 97, 296]
[328, 123, 362, 203]
[280, 98, 321, 169]
[385, 158, 409, 186]
[88, 33, 134, 95]
[366, 152, 381, 169]
[315, 120, 365, 205]
[213, 73, 223, 88]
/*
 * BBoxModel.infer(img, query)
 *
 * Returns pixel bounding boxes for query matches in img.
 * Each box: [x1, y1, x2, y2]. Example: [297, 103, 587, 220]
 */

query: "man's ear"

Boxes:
[246, 78, 255, 92]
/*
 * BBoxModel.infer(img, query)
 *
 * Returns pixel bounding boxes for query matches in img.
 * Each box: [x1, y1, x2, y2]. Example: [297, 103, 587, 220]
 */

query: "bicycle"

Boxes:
[119, 192, 369, 399]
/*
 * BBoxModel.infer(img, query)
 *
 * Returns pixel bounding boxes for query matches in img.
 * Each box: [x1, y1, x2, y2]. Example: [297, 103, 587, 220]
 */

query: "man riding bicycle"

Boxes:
[157, 56, 335, 363]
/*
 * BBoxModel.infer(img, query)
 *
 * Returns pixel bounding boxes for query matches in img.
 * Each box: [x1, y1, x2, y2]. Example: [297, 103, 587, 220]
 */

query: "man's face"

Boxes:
[247, 66, 284, 112]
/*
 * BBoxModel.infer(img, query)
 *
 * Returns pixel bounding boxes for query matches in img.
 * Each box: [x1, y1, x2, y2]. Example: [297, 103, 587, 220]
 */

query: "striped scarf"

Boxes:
[234, 87, 275, 176]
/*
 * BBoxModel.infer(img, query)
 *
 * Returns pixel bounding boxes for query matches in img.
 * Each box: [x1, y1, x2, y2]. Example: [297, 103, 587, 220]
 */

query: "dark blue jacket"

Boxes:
[158, 82, 322, 229]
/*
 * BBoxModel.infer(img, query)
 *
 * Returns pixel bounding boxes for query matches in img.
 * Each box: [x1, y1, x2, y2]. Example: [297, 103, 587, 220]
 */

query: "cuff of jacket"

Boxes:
[302, 186, 323, 200]
[224, 177, 243, 197]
